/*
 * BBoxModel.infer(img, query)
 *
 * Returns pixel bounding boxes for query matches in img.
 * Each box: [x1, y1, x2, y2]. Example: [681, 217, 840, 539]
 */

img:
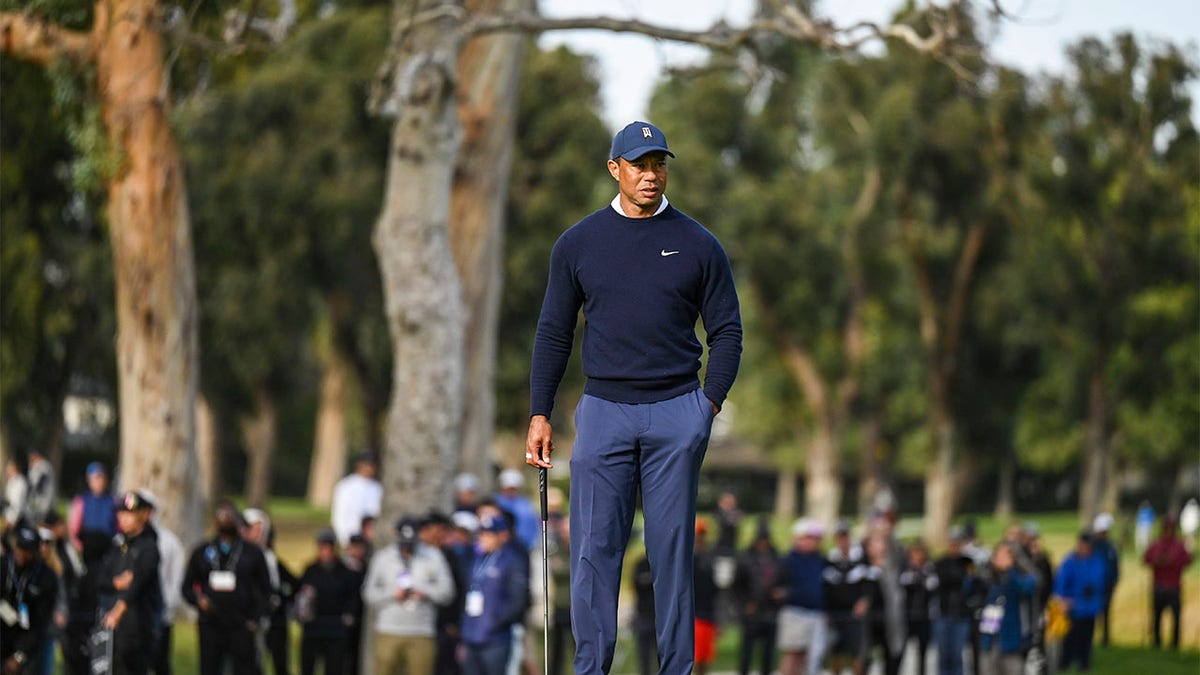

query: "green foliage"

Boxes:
[495, 45, 611, 432]
[179, 7, 392, 481]
[0, 59, 115, 455]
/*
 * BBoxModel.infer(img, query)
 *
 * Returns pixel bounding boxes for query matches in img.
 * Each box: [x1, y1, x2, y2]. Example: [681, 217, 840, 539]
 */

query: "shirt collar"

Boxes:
[610, 194, 669, 218]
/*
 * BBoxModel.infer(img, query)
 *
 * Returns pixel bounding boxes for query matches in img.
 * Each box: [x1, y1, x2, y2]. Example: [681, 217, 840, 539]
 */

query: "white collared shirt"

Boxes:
[611, 194, 669, 218]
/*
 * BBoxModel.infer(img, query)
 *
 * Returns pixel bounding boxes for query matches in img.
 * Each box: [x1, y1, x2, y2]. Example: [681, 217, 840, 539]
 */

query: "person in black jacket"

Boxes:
[932, 528, 981, 675]
[297, 529, 360, 675]
[733, 521, 783, 675]
[823, 520, 865, 675]
[182, 500, 272, 675]
[43, 511, 92, 675]
[899, 541, 935, 675]
[95, 491, 164, 675]
[0, 526, 58, 674]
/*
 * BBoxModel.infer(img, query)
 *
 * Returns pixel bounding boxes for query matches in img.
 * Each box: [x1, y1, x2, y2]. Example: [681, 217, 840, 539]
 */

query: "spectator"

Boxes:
[24, 450, 55, 526]
[861, 533, 905, 675]
[454, 473, 482, 516]
[933, 527, 980, 675]
[363, 516, 456, 675]
[777, 518, 827, 675]
[546, 498, 572, 675]
[244, 509, 298, 675]
[733, 520, 784, 675]
[3, 456, 29, 531]
[1089, 513, 1120, 647]
[713, 491, 745, 618]
[493, 469, 538, 552]
[140, 491, 186, 675]
[1143, 514, 1193, 649]
[297, 529, 361, 675]
[95, 491, 164, 675]
[693, 519, 719, 675]
[182, 500, 272, 675]
[1054, 532, 1106, 672]
[341, 533, 369, 675]
[899, 541, 935, 675]
[43, 512, 91, 675]
[0, 526, 58, 674]
[68, 462, 117, 564]
[823, 519, 866, 675]
[632, 550, 657, 675]
[35, 523, 64, 675]
[978, 543, 1037, 675]
[438, 513, 479, 675]
[461, 515, 528, 675]
[358, 516, 377, 562]
[331, 454, 382, 546]
[1020, 523, 1054, 675]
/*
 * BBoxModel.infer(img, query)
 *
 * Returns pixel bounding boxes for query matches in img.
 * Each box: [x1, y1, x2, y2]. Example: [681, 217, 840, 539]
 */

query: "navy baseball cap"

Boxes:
[610, 121, 675, 161]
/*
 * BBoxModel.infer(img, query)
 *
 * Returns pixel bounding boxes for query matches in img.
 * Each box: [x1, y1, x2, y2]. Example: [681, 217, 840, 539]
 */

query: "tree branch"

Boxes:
[464, 5, 958, 54]
[0, 11, 93, 66]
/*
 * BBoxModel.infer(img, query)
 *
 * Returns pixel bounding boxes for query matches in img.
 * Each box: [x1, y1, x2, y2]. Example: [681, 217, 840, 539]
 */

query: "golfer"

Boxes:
[526, 120, 742, 674]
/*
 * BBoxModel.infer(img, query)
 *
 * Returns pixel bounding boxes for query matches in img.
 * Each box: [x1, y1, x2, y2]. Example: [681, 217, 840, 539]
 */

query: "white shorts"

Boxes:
[777, 606, 825, 652]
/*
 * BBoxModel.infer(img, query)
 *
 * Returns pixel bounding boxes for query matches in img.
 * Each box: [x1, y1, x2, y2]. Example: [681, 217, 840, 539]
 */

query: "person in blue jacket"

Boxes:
[978, 543, 1037, 675]
[461, 515, 529, 675]
[1053, 532, 1107, 671]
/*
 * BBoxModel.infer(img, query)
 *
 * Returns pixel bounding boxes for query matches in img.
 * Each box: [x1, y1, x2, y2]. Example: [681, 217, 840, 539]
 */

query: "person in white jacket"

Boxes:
[363, 516, 456, 675]
[331, 454, 382, 545]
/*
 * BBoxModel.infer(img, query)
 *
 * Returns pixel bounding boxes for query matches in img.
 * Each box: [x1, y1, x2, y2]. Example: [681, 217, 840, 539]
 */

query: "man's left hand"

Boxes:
[102, 601, 126, 629]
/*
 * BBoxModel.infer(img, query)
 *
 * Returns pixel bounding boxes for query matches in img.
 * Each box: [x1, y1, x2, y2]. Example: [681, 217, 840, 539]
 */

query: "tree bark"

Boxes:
[372, 0, 468, 534]
[1079, 368, 1109, 526]
[857, 409, 886, 521]
[805, 424, 841, 526]
[994, 446, 1015, 520]
[774, 465, 798, 521]
[93, 0, 203, 544]
[195, 394, 219, 504]
[241, 386, 277, 508]
[450, 0, 529, 488]
[922, 371, 958, 547]
[309, 324, 351, 507]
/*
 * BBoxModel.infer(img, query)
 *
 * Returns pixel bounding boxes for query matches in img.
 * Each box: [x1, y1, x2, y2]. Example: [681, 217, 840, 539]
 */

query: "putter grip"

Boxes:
[539, 468, 548, 521]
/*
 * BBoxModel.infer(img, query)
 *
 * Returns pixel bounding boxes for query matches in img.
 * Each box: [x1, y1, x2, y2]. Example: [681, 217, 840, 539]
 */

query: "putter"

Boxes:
[539, 466, 550, 675]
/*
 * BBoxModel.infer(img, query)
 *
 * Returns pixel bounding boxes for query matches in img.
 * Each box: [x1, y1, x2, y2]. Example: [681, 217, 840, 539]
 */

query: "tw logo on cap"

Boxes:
[642, 127, 653, 138]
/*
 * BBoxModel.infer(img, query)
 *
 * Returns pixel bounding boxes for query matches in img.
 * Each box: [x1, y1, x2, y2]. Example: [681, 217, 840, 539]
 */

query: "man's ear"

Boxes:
[607, 159, 620, 180]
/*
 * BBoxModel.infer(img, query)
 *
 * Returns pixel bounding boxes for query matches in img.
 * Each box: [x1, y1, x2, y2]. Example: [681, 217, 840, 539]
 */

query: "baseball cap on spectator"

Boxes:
[1022, 522, 1041, 538]
[316, 528, 337, 545]
[1093, 512, 1114, 533]
[498, 468, 524, 491]
[396, 517, 419, 545]
[421, 511, 451, 529]
[348, 533, 367, 547]
[15, 526, 39, 550]
[451, 511, 480, 534]
[610, 121, 675, 161]
[138, 490, 159, 511]
[948, 525, 968, 542]
[791, 518, 823, 539]
[479, 515, 508, 534]
[86, 462, 107, 477]
[454, 473, 481, 493]
[834, 519, 853, 535]
[117, 491, 152, 512]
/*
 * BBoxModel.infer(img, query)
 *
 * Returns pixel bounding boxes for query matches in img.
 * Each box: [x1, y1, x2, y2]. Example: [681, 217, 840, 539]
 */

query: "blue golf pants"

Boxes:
[569, 388, 715, 675]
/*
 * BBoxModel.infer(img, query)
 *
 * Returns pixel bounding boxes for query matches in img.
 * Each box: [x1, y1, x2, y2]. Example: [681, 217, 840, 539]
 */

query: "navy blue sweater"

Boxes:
[781, 550, 826, 610]
[530, 204, 742, 417]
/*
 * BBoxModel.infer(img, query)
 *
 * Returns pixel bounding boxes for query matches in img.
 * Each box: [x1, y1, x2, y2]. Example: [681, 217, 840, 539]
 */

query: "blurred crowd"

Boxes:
[1, 450, 1195, 675]
[674, 492, 1194, 675]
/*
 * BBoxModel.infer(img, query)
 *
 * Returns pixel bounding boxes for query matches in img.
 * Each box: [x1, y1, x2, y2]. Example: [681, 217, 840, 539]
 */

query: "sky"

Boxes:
[537, 0, 1200, 131]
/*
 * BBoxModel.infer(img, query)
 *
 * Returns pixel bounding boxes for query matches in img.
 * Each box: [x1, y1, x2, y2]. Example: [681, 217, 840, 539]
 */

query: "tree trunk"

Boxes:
[774, 465, 798, 521]
[1079, 369, 1109, 526]
[372, 0, 467, 534]
[923, 374, 958, 547]
[195, 394, 219, 504]
[1101, 438, 1119, 515]
[450, 0, 529, 488]
[806, 423, 841, 526]
[241, 386, 277, 508]
[858, 410, 886, 521]
[96, 0, 203, 544]
[309, 326, 351, 507]
[994, 446, 1015, 520]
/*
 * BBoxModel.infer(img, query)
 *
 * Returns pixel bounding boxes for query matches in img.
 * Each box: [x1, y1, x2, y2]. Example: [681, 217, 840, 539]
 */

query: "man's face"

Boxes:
[836, 532, 850, 552]
[607, 152, 668, 213]
[88, 473, 108, 495]
[795, 534, 817, 553]
[318, 542, 336, 563]
[358, 460, 377, 479]
[117, 509, 148, 535]
[13, 547, 33, 567]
